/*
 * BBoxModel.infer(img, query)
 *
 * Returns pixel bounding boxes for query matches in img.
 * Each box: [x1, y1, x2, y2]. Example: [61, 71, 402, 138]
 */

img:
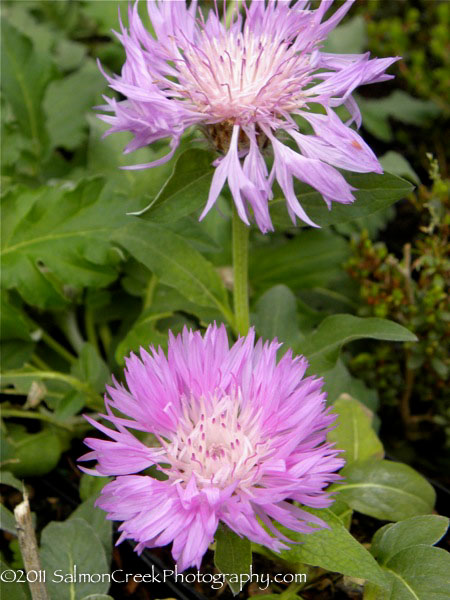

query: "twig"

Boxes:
[14, 489, 49, 600]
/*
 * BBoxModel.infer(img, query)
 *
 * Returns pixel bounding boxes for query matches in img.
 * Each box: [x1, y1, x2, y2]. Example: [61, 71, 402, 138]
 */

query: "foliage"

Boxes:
[347, 158, 450, 445]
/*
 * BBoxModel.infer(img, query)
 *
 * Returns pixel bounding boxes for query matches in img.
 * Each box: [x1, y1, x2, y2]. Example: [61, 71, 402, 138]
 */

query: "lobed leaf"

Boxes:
[1, 179, 139, 308]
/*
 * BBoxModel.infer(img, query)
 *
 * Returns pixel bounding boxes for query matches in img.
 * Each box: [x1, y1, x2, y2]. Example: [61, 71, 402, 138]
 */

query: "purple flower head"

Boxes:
[97, 0, 398, 233]
[80, 324, 344, 571]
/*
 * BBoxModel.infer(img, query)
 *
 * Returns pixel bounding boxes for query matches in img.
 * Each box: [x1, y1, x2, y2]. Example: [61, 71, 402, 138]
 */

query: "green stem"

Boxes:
[0, 370, 103, 411]
[40, 330, 77, 364]
[232, 204, 250, 336]
[31, 354, 50, 371]
[99, 324, 112, 355]
[280, 582, 304, 598]
[143, 274, 158, 310]
[0, 409, 76, 431]
[59, 311, 85, 354]
[84, 308, 100, 354]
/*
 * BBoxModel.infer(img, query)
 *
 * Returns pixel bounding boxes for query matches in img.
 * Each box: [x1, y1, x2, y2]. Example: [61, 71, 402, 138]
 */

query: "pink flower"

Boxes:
[80, 325, 344, 570]
[97, 0, 398, 232]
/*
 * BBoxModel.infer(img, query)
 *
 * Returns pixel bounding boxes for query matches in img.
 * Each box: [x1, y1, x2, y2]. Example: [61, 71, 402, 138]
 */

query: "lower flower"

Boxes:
[79, 324, 344, 570]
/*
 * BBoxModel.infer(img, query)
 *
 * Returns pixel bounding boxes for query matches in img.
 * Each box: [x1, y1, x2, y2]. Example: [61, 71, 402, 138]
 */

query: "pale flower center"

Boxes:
[162, 392, 269, 489]
[176, 28, 311, 123]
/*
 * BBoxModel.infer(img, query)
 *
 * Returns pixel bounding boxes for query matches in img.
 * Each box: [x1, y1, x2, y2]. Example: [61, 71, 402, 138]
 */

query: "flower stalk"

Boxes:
[232, 204, 250, 336]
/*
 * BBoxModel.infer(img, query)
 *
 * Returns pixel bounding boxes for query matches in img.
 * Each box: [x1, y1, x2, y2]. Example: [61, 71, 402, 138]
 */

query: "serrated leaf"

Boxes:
[40, 518, 109, 600]
[1, 179, 139, 307]
[113, 220, 233, 323]
[214, 524, 252, 595]
[1, 20, 53, 154]
[328, 394, 384, 465]
[270, 172, 414, 229]
[371, 516, 449, 565]
[336, 460, 435, 521]
[278, 507, 386, 586]
[253, 285, 301, 350]
[139, 148, 215, 223]
[296, 314, 417, 374]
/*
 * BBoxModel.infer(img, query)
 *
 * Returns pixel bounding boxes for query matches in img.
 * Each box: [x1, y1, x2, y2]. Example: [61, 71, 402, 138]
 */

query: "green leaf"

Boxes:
[69, 496, 113, 564]
[79, 473, 111, 503]
[71, 344, 110, 394]
[278, 507, 386, 586]
[253, 285, 301, 350]
[43, 60, 106, 150]
[0, 341, 35, 370]
[40, 518, 109, 600]
[0, 559, 30, 600]
[323, 15, 367, 54]
[114, 285, 224, 365]
[1, 427, 62, 478]
[328, 394, 384, 465]
[0, 295, 37, 369]
[370, 516, 449, 565]
[114, 220, 233, 324]
[1, 20, 53, 154]
[138, 148, 215, 223]
[296, 314, 417, 374]
[249, 230, 349, 293]
[87, 117, 182, 200]
[270, 172, 414, 229]
[322, 359, 379, 410]
[1, 179, 139, 307]
[0, 471, 23, 492]
[336, 460, 436, 521]
[366, 546, 450, 600]
[362, 90, 441, 127]
[379, 152, 420, 185]
[0, 294, 35, 341]
[214, 524, 252, 596]
[0, 504, 17, 535]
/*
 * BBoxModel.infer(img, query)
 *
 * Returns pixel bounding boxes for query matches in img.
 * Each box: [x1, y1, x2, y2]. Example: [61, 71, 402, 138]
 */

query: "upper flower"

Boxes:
[98, 0, 398, 232]
[79, 324, 344, 571]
